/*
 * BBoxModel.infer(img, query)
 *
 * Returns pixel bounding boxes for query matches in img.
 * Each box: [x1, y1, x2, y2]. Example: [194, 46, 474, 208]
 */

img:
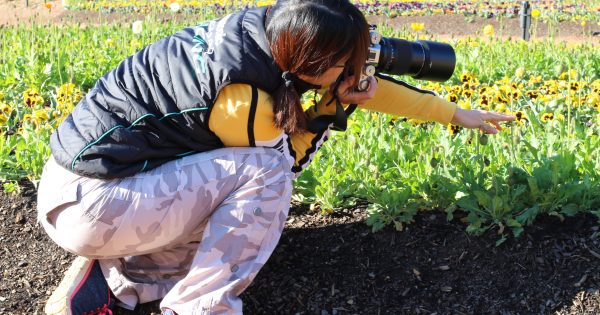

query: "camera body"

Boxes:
[358, 25, 457, 91]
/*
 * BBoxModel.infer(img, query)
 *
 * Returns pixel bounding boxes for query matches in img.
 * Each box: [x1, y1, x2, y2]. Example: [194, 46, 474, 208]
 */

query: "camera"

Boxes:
[357, 25, 456, 91]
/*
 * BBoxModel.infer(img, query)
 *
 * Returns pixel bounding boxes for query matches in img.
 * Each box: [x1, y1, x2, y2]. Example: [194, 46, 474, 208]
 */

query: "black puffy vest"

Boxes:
[50, 7, 283, 179]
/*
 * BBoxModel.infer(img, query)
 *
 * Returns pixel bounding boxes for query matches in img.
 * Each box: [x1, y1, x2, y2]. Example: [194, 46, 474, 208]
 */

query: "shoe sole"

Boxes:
[44, 256, 96, 315]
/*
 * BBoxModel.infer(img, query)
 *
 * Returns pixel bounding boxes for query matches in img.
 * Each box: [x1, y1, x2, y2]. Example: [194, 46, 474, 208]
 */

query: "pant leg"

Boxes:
[159, 152, 293, 314]
[37, 147, 293, 309]
[100, 241, 201, 309]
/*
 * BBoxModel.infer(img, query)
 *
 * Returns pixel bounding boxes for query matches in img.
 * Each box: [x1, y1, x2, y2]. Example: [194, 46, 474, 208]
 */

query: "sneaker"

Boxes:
[45, 256, 115, 315]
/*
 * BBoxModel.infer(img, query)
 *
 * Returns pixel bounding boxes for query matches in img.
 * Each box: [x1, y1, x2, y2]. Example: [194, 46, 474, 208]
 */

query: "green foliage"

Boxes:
[1, 11, 599, 243]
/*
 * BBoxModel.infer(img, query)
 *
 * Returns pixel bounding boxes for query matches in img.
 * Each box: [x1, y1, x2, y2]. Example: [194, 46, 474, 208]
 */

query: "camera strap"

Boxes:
[306, 98, 358, 133]
[306, 75, 358, 134]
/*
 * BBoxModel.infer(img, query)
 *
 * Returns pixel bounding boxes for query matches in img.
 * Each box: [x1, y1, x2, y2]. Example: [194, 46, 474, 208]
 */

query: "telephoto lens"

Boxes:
[378, 37, 456, 82]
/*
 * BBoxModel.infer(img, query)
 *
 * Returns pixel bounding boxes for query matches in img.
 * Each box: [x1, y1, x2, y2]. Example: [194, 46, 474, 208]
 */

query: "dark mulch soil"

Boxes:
[1, 182, 600, 315]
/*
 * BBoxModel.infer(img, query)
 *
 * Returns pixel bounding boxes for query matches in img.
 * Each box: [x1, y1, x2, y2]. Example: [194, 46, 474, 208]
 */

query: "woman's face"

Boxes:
[298, 57, 349, 87]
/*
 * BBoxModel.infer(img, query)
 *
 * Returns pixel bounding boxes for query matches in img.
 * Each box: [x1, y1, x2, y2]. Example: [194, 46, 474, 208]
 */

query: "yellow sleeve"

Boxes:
[209, 84, 281, 147]
[209, 83, 333, 173]
[361, 75, 457, 124]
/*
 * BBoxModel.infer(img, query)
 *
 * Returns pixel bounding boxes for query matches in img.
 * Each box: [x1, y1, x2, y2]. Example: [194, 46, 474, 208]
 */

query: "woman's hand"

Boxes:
[331, 75, 378, 104]
[451, 107, 515, 134]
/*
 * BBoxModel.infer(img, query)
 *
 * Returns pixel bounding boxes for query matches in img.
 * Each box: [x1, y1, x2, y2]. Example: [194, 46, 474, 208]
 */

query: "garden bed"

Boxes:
[1, 183, 599, 314]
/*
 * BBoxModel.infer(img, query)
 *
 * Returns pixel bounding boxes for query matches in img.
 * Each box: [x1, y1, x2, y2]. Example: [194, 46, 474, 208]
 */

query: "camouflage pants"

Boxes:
[37, 147, 294, 314]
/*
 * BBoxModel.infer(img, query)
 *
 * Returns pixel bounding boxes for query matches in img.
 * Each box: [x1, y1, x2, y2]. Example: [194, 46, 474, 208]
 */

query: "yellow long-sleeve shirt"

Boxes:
[208, 75, 456, 177]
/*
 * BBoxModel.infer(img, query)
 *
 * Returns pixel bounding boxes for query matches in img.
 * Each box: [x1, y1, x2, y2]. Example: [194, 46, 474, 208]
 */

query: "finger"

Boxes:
[340, 77, 377, 104]
[490, 120, 503, 131]
[337, 75, 356, 91]
[366, 76, 378, 96]
[484, 111, 516, 121]
[351, 81, 377, 103]
[344, 90, 371, 104]
[479, 123, 498, 134]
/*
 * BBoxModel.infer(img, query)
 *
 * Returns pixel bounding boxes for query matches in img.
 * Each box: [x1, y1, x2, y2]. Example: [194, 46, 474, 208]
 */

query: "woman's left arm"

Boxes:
[334, 74, 514, 133]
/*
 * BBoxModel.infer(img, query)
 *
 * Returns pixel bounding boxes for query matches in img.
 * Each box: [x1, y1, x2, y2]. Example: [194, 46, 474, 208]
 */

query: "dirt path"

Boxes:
[2, 0, 598, 45]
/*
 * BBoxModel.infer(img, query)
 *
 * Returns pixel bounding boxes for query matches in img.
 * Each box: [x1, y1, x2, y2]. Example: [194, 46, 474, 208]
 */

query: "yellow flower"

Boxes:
[411, 23, 425, 32]
[495, 94, 509, 104]
[587, 93, 600, 109]
[528, 75, 542, 85]
[581, 20, 587, 27]
[105, 38, 115, 47]
[462, 89, 475, 98]
[540, 112, 554, 123]
[483, 24, 495, 37]
[513, 111, 528, 125]
[130, 39, 142, 49]
[460, 72, 474, 83]
[457, 100, 471, 110]
[0, 91, 4, 100]
[446, 93, 459, 103]
[22, 114, 34, 125]
[256, 0, 274, 7]
[531, 9, 540, 18]
[447, 124, 462, 135]
[23, 88, 44, 107]
[509, 89, 522, 100]
[514, 67, 525, 79]
[56, 83, 82, 113]
[0, 102, 13, 115]
[494, 102, 507, 113]
[526, 90, 539, 99]
[559, 69, 578, 81]
[408, 118, 425, 126]
[569, 81, 580, 91]
[478, 95, 490, 108]
[0, 113, 8, 126]
[33, 108, 50, 123]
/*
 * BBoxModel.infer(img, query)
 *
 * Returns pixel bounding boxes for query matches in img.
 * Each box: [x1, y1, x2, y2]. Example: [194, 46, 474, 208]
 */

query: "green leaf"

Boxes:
[561, 203, 579, 216]
[511, 184, 528, 200]
[495, 236, 507, 247]
[527, 177, 540, 197]
[491, 195, 503, 213]
[473, 190, 491, 207]
[521, 140, 540, 161]
[507, 218, 524, 237]
[457, 196, 480, 212]
[516, 205, 540, 226]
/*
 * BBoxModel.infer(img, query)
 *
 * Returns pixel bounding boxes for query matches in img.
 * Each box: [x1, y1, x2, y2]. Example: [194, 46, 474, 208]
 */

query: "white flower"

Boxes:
[132, 20, 143, 34]
[43, 63, 52, 75]
[169, 2, 181, 13]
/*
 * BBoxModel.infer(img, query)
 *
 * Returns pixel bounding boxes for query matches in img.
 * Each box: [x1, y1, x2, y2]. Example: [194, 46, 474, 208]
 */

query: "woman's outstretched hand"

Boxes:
[451, 108, 515, 134]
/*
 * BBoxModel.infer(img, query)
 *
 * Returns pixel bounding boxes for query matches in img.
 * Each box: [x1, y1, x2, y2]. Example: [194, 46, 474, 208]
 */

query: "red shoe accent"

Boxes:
[83, 304, 113, 315]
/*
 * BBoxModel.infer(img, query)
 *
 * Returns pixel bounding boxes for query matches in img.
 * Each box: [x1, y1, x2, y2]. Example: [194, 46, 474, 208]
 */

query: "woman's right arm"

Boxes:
[209, 84, 337, 175]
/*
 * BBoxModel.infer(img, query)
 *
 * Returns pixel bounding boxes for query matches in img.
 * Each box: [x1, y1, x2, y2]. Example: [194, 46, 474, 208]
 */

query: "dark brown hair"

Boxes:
[266, 0, 370, 134]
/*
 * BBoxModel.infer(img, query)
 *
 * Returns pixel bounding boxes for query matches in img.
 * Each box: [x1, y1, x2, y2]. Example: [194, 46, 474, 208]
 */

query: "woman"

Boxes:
[38, 0, 513, 314]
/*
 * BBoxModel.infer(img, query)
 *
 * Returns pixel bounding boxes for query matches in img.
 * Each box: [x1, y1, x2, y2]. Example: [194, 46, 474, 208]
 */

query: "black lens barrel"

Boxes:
[377, 37, 456, 82]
